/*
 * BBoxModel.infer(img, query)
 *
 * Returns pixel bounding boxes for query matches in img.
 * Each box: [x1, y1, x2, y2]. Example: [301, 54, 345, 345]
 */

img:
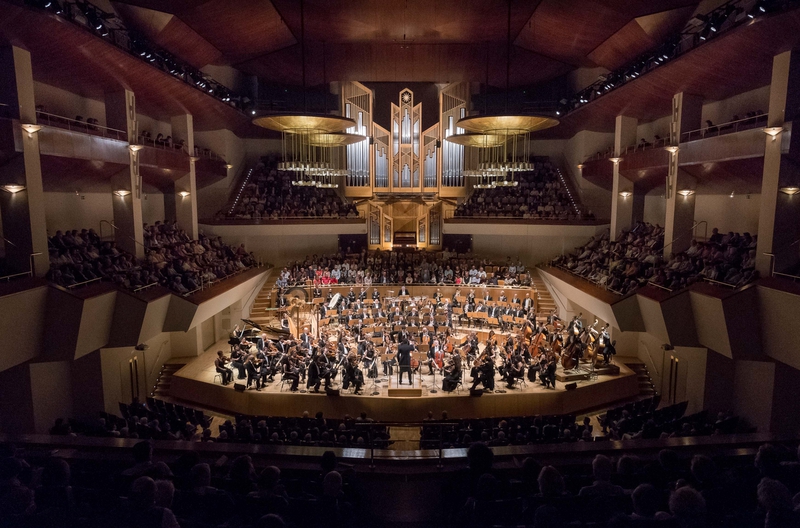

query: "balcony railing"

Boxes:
[36, 111, 127, 141]
[680, 114, 768, 142]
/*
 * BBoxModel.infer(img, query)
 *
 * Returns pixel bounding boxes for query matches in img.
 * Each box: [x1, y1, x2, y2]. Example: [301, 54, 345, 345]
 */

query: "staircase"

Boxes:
[531, 269, 557, 315]
[247, 272, 282, 330]
[623, 358, 658, 398]
[151, 359, 188, 398]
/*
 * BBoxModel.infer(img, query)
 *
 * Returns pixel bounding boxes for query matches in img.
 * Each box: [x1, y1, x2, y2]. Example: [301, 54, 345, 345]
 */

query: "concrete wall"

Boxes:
[43, 191, 166, 236]
[33, 82, 107, 127]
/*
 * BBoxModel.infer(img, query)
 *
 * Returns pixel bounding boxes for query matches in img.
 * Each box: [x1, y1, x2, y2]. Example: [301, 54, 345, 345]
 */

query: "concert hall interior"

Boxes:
[3, 0, 800, 527]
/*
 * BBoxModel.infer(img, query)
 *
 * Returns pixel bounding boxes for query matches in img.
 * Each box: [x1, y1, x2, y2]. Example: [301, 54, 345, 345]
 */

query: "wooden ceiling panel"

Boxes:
[113, 3, 223, 69]
[587, 20, 658, 72]
[176, 0, 296, 65]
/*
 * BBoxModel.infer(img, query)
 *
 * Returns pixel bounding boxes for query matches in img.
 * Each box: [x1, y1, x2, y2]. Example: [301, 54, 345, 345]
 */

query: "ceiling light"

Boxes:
[178, 191, 190, 198]
[763, 126, 783, 140]
[114, 189, 131, 197]
[678, 189, 695, 197]
[619, 191, 632, 198]
[779, 186, 800, 195]
[128, 144, 144, 152]
[21, 124, 42, 138]
[2, 184, 25, 193]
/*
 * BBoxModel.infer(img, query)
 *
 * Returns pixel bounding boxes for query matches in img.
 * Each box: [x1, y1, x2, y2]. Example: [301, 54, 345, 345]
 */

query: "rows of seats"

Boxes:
[553, 222, 759, 295]
[227, 413, 392, 448]
[224, 158, 359, 220]
[282, 250, 530, 287]
[453, 159, 592, 221]
[46, 221, 255, 294]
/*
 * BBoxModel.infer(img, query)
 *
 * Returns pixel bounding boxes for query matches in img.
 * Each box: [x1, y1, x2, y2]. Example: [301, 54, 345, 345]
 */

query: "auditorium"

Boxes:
[2, 0, 800, 526]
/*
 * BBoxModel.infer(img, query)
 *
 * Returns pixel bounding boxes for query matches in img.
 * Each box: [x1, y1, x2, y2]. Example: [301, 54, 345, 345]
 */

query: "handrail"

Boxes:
[662, 221, 705, 254]
[0, 270, 33, 282]
[66, 277, 102, 289]
[243, 265, 272, 317]
[646, 281, 674, 292]
[702, 277, 737, 288]
[133, 282, 159, 292]
[36, 111, 128, 141]
[136, 135, 187, 152]
[680, 114, 768, 142]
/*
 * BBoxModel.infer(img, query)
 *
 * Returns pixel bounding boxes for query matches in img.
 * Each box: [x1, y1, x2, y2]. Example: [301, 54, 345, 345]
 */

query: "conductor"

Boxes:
[396, 338, 415, 385]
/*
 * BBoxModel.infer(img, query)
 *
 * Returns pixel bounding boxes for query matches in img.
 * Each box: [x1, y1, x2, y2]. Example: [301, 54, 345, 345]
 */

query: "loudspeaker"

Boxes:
[326, 388, 340, 397]
[234, 383, 246, 393]
[565, 382, 577, 391]
[469, 389, 484, 397]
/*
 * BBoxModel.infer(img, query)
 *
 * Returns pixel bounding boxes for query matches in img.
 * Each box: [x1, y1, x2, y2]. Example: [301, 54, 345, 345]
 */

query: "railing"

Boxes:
[132, 282, 159, 293]
[209, 214, 366, 225]
[66, 277, 102, 289]
[618, 136, 670, 156]
[193, 146, 226, 163]
[663, 221, 707, 254]
[136, 135, 187, 152]
[444, 212, 599, 224]
[680, 114, 768, 142]
[646, 281, 674, 292]
[36, 111, 128, 141]
[182, 264, 259, 297]
[0, 270, 33, 282]
[702, 277, 738, 288]
[764, 241, 800, 281]
[548, 263, 624, 296]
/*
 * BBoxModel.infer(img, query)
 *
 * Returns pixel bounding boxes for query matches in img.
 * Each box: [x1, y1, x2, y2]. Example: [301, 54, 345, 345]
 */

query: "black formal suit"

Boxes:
[396, 342, 414, 384]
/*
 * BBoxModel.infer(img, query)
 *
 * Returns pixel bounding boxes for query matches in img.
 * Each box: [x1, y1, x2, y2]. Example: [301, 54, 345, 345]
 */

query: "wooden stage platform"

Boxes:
[170, 343, 640, 421]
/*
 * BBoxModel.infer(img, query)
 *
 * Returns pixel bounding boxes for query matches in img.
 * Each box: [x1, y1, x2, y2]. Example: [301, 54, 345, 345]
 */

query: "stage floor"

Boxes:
[171, 339, 640, 421]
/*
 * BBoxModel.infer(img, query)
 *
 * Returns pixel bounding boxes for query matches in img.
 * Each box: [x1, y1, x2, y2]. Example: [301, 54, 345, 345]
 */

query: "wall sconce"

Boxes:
[114, 189, 131, 197]
[665, 145, 679, 154]
[225, 164, 233, 169]
[189, 156, 200, 163]
[576, 164, 584, 170]
[609, 157, 622, 165]
[779, 186, 800, 195]
[678, 189, 695, 197]
[21, 124, 42, 138]
[763, 127, 783, 141]
[619, 191, 632, 198]
[178, 191, 191, 198]
[1, 184, 25, 193]
[128, 144, 144, 152]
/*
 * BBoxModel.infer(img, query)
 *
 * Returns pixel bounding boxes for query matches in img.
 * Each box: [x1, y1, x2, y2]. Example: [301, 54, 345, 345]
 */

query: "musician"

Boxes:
[359, 287, 368, 301]
[528, 351, 542, 383]
[244, 354, 262, 391]
[230, 346, 246, 380]
[451, 289, 462, 307]
[467, 289, 476, 304]
[523, 293, 534, 313]
[399, 284, 409, 296]
[482, 290, 492, 303]
[506, 353, 525, 389]
[277, 294, 288, 308]
[442, 353, 462, 392]
[433, 289, 442, 304]
[372, 289, 381, 301]
[347, 287, 356, 303]
[568, 315, 583, 335]
[547, 310, 561, 326]
[427, 339, 443, 375]
[281, 351, 300, 392]
[326, 289, 334, 301]
[215, 350, 233, 385]
[342, 352, 364, 395]
[498, 290, 507, 302]
[541, 355, 557, 389]
[396, 338, 415, 385]
[299, 327, 312, 349]
[470, 352, 495, 392]
[313, 286, 322, 298]
[363, 344, 378, 378]
[307, 354, 333, 392]
[511, 293, 520, 305]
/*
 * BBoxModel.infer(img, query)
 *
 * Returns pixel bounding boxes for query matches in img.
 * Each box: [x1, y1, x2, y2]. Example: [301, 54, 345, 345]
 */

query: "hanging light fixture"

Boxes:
[251, 0, 359, 188]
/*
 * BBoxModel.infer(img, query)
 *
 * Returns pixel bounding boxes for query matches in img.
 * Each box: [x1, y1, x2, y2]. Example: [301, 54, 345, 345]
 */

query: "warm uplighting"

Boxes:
[619, 191, 632, 198]
[225, 164, 233, 169]
[678, 189, 695, 197]
[763, 127, 783, 140]
[779, 186, 800, 195]
[2, 184, 25, 193]
[114, 189, 131, 197]
[189, 156, 200, 162]
[609, 157, 622, 164]
[128, 144, 144, 152]
[21, 124, 42, 138]
[178, 191, 191, 198]
[665, 145, 679, 153]
[577, 164, 584, 170]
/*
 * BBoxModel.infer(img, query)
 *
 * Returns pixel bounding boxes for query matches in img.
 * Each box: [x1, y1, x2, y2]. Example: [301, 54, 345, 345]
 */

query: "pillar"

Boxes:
[663, 92, 703, 257]
[170, 114, 198, 239]
[609, 115, 637, 240]
[0, 46, 49, 277]
[106, 90, 144, 258]
[756, 50, 800, 276]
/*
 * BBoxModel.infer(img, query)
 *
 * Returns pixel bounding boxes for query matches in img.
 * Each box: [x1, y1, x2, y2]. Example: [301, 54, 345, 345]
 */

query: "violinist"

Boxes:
[363, 343, 378, 378]
[427, 339, 443, 375]
[230, 346, 246, 380]
[470, 350, 495, 392]
[244, 354, 262, 391]
[541, 354, 557, 389]
[442, 354, 461, 392]
[281, 350, 300, 392]
[523, 293, 534, 314]
[215, 350, 233, 385]
[342, 351, 364, 395]
[307, 353, 333, 393]
[506, 353, 525, 389]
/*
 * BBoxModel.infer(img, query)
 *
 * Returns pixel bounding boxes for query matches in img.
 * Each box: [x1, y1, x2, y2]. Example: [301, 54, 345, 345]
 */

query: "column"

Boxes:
[0, 46, 49, 277]
[663, 92, 703, 257]
[170, 114, 198, 239]
[756, 50, 800, 276]
[106, 90, 145, 258]
[609, 115, 637, 240]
